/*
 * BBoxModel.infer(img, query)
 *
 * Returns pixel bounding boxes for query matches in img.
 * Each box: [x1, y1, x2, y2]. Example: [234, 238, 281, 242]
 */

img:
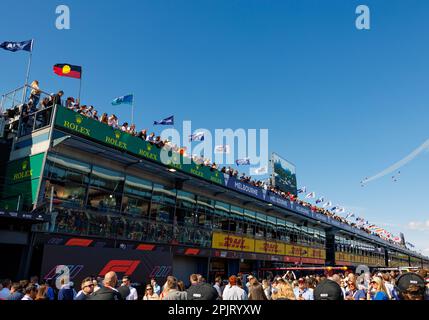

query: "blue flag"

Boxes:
[154, 115, 174, 125]
[236, 158, 250, 166]
[0, 40, 33, 52]
[189, 132, 205, 142]
[112, 94, 133, 105]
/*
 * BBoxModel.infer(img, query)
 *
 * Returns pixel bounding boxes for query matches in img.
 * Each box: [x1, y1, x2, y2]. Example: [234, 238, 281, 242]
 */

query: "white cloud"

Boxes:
[407, 220, 429, 231]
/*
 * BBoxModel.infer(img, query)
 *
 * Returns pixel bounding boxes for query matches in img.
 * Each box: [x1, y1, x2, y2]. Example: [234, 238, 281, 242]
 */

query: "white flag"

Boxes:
[251, 166, 268, 175]
[305, 192, 316, 199]
[214, 145, 231, 154]
[322, 201, 332, 208]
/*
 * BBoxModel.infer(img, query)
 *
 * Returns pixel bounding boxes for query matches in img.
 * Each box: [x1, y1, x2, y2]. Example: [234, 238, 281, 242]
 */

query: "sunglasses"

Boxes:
[146, 288, 153, 291]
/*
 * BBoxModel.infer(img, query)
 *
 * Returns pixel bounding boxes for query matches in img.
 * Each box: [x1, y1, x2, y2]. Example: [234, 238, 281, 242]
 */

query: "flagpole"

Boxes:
[78, 72, 82, 104]
[21, 40, 34, 104]
[131, 94, 134, 124]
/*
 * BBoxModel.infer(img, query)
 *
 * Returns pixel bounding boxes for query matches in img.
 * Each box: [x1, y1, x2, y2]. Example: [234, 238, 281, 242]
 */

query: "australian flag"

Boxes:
[154, 115, 174, 125]
[0, 39, 33, 52]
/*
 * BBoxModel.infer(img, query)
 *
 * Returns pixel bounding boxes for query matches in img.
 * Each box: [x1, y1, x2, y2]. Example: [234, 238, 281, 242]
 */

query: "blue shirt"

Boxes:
[345, 289, 366, 300]
[373, 291, 389, 300]
[294, 288, 314, 300]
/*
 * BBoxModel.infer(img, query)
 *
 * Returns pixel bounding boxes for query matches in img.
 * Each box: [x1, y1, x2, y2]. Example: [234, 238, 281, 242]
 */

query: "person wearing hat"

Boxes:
[314, 279, 344, 300]
[293, 278, 314, 300]
[394, 273, 425, 300]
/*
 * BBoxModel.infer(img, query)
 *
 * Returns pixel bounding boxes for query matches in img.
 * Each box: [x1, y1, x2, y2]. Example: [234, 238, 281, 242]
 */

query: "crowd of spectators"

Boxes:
[0, 82, 414, 249]
[1, 268, 428, 301]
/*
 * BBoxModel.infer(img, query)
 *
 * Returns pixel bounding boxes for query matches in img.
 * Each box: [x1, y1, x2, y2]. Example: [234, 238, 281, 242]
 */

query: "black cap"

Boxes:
[396, 273, 425, 292]
[314, 279, 344, 300]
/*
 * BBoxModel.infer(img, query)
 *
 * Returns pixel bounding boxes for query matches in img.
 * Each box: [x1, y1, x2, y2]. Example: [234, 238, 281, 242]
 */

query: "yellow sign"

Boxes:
[212, 232, 254, 252]
[255, 240, 285, 255]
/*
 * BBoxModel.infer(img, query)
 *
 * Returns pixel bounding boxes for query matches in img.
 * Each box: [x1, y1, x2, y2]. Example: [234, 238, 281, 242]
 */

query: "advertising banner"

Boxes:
[211, 232, 255, 252]
[40, 245, 173, 288]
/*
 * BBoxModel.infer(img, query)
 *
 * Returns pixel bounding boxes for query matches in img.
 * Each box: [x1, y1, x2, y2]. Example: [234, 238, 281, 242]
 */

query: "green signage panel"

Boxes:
[54, 107, 224, 185]
[1, 152, 45, 210]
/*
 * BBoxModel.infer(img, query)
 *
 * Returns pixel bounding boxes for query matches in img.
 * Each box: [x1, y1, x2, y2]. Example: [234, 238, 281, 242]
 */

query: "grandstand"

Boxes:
[1, 84, 428, 285]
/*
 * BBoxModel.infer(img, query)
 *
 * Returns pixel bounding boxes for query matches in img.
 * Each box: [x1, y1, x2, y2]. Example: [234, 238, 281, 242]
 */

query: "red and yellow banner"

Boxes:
[212, 232, 254, 252]
[255, 240, 285, 255]
[212, 232, 326, 261]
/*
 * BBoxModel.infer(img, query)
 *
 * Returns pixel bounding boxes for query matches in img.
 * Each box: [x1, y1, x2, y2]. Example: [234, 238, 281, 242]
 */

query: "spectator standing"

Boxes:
[21, 285, 38, 300]
[121, 276, 138, 300]
[345, 278, 366, 300]
[90, 271, 122, 300]
[368, 277, 389, 300]
[248, 279, 268, 300]
[143, 284, 159, 300]
[35, 285, 48, 300]
[162, 276, 187, 300]
[222, 276, 247, 300]
[151, 278, 161, 296]
[58, 279, 77, 300]
[262, 279, 271, 300]
[75, 277, 95, 300]
[52, 90, 64, 106]
[0, 279, 11, 300]
[294, 278, 314, 300]
[7, 283, 24, 300]
[30, 80, 41, 107]
[186, 274, 218, 300]
[213, 276, 223, 299]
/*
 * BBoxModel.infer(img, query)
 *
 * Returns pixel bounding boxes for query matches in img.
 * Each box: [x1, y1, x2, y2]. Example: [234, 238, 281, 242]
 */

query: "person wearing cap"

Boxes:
[293, 277, 314, 300]
[394, 273, 426, 300]
[367, 277, 389, 300]
[314, 279, 344, 300]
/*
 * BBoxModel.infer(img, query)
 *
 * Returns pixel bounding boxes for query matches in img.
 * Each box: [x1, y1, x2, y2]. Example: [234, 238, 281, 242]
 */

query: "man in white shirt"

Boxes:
[222, 276, 247, 300]
[121, 276, 138, 300]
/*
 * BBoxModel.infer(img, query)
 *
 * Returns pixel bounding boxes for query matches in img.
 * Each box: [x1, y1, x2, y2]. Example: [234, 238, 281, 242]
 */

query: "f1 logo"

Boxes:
[99, 260, 140, 276]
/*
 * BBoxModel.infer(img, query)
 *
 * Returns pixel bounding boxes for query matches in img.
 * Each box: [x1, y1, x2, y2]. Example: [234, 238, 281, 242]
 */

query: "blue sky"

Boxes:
[1, 0, 428, 254]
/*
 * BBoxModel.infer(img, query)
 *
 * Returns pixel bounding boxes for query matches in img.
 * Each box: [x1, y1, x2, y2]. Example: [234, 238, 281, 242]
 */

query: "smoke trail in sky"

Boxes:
[362, 138, 429, 184]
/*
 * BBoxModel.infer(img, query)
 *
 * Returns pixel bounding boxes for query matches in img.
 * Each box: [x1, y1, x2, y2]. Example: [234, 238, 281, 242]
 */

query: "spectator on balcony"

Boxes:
[66, 97, 75, 109]
[120, 122, 129, 132]
[154, 136, 164, 148]
[100, 113, 108, 124]
[53, 90, 64, 106]
[146, 132, 156, 143]
[128, 124, 136, 135]
[29, 80, 41, 107]
[108, 114, 119, 128]
[92, 110, 99, 121]
[138, 129, 147, 141]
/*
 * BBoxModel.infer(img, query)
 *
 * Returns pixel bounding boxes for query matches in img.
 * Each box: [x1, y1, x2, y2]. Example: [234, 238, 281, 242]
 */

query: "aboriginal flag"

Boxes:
[53, 64, 82, 79]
